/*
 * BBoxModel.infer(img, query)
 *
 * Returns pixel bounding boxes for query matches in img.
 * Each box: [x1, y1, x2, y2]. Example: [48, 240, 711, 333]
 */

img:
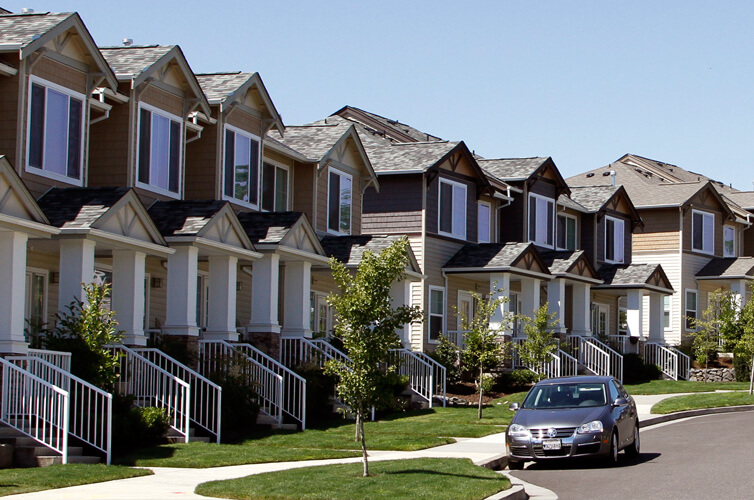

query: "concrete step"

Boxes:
[35, 455, 101, 467]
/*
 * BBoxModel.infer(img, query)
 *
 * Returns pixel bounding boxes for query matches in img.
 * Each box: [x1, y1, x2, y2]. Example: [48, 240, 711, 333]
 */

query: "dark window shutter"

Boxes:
[606, 219, 615, 260]
[328, 172, 339, 231]
[224, 130, 234, 197]
[528, 196, 537, 241]
[546, 201, 554, 246]
[138, 108, 151, 184]
[439, 182, 453, 233]
[29, 84, 45, 168]
[67, 97, 82, 179]
[692, 212, 703, 250]
[262, 162, 275, 211]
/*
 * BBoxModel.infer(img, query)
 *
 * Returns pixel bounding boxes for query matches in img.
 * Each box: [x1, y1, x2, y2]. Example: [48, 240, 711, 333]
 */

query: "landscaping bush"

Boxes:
[295, 362, 338, 423]
[494, 369, 538, 393]
[623, 353, 662, 384]
[428, 334, 460, 383]
[112, 394, 170, 454]
[215, 372, 260, 439]
[375, 372, 410, 412]
[733, 354, 751, 382]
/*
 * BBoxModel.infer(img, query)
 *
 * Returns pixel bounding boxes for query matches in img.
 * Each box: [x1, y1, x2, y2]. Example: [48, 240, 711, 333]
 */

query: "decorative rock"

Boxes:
[688, 367, 736, 382]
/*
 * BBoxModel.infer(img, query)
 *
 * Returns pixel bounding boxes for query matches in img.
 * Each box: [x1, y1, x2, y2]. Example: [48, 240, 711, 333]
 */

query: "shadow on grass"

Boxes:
[384, 469, 505, 481]
[115, 445, 178, 465]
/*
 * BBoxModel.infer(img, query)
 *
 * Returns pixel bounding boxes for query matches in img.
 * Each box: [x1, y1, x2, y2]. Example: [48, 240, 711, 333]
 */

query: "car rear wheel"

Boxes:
[508, 459, 524, 470]
[625, 424, 640, 458]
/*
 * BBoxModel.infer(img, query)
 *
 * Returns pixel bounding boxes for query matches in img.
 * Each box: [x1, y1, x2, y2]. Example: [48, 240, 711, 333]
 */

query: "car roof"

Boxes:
[535, 375, 613, 385]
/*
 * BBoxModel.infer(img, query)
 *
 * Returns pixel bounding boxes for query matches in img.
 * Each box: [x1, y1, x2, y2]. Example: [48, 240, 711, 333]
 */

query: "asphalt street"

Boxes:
[510, 412, 754, 499]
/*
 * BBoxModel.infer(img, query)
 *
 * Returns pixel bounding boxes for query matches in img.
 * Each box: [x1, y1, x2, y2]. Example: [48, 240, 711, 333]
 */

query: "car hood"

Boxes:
[513, 406, 607, 428]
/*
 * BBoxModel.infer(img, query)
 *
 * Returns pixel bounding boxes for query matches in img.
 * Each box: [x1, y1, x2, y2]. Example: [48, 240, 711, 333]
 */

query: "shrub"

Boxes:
[295, 362, 338, 423]
[112, 394, 170, 454]
[215, 372, 260, 438]
[494, 369, 538, 393]
[428, 335, 460, 383]
[375, 371, 410, 411]
[734, 354, 751, 383]
[623, 353, 662, 384]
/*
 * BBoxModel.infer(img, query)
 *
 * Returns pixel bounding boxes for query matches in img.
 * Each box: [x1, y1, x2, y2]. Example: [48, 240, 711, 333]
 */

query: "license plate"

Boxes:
[542, 439, 561, 450]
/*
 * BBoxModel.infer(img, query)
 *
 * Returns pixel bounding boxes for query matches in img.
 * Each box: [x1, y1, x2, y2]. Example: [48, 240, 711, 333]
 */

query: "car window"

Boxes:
[608, 380, 620, 402]
[522, 383, 607, 409]
[616, 381, 629, 399]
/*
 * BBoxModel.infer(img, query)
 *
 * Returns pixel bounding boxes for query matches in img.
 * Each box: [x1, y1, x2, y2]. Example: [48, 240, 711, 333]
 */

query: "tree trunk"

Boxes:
[477, 364, 484, 419]
[354, 413, 360, 442]
[359, 411, 369, 477]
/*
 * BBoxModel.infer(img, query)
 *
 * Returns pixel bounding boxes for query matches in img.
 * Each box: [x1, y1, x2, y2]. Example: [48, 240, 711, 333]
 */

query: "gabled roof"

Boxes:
[236, 211, 326, 258]
[99, 44, 211, 117]
[0, 156, 57, 237]
[443, 242, 550, 278]
[0, 11, 117, 90]
[539, 250, 600, 283]
[595, 263, 673, 293]
[696, 257, 754, 280]
[320, 234, 421, 274]
[565, 185, 642, 226]
[727, 191, 754, 211]
[332, 105, 443, 144]
[479, 156, 569, 197]
[196, 72, 283, 132]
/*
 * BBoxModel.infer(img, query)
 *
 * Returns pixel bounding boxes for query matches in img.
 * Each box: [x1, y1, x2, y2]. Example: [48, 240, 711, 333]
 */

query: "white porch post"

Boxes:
[0, 231, 29, 353]
[547, 279, 567, 334]
[112, 250, 147, 346]
[163, 245, 200, 336]
[730, 279, 748, 312]
[281, 261, 312, 338]
[627, 289, 644, 338]
[648, 292, 664, 341]
[250, 253, 281, 333]
[489, 272, 510, 333]
[390, 279, 411, 347]
[205, 255, 239, 341]
[58, 238, 96, 310]
[521, 277, 541, 317]
[571, 282, 592, 336]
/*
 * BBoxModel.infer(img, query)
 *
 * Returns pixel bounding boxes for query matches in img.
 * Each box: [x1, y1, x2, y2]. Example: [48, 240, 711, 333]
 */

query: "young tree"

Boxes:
[516, 304, 559, 381]
[457, 289, 509, 419]
[733, 287, 754, 394]
[689, 291, 725, 382]
[324, 238, 422, 477]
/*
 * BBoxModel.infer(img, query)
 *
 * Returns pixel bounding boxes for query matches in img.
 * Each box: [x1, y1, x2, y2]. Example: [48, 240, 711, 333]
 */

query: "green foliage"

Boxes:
[41, 282, 124, 390]
[323, 238, 423, 476]
[214, 372, 261, 438]
[294, 362, 338, 423]
[689, 291, 725, 376]
[428, 334, 460, 383]
[733, 354, 751, 383]
[375, 372, 410, 412]
[494, 369, 538, 393]
[622, 353, 662, 384]
[112, 394, 170, 454]
[515, 304, 558, 381]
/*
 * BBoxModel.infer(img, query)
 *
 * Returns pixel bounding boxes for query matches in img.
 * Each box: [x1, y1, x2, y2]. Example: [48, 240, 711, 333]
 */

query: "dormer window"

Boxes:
[528, 193, 554, 247]
[328, 169, 352, 234]
[224, 126, 260, 207]
[605, 216, 625, 263]
[439, 178, 467, 240]
[261, 161, 289, 212]
[692, 210, 714, 255]
[724, 225, 736, 258]
[27, 77, 84, 184]
[137, 103, 182, 196]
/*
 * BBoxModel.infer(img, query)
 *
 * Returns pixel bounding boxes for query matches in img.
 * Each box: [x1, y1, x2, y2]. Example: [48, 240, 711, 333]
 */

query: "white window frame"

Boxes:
[528, 192, 555, 248]
[723, 225, 736, 258]
[685, 289, 698, 331]
[135, 102, 183, 199]
[428, 285, 445, 344]
[25, 267, 49, 335]
[261, 159, 290, 212]
[604, 215, 625, 264]
[26, 76, 85, 186]
[691, 209, 715, 255]
[327, 168, 353, 235]
[477, 201, 491, 243]
[197, 271, 209, 330]
[222, 124, 260, 209]
[438, 177, 467, 240]
[663, 294, 672, 331]
[592, 303, 610, 336]
[556, 213, 578, 251]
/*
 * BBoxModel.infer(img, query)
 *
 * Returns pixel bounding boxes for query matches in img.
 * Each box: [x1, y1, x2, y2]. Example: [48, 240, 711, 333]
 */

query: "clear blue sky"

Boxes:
[8, 1, 754, 188]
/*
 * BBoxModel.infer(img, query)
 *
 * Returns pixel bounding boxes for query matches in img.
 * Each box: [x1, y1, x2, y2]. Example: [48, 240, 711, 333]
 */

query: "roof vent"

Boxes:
[122, 38, 133, 46]
[586, 173, 594, 178]
[602, 171, 611, 176]
[21, 7, 34, 13]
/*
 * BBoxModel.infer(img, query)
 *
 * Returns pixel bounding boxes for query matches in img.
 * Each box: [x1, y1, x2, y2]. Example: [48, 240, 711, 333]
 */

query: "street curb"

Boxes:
[485, 484, 527, 500]
[640, 404, 754, 427]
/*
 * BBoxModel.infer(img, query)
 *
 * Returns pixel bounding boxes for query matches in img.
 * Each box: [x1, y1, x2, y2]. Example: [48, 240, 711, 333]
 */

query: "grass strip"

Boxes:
[0, 464, 151, 497]
[651, 391, 754, 414]
[194, 458, 511, 500]
[625, 380, 749, 395]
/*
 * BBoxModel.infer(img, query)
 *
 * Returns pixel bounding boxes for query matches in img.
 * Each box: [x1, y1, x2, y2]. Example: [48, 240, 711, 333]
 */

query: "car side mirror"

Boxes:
[509, 402, 520, 411]
[612, 397, 629, 407]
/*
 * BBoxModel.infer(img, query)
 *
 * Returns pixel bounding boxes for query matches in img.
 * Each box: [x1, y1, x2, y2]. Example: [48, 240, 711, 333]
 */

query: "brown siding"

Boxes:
[681, 206, 726, 256]
[595, 213, 632, 267]
[141, 87, 183, 117]
[744, 225, 754, 256]
[498, 181, 525, 243]
[226, 108, 263, 137]
[362, 174, 423, 234]
[0, 58, 19, 166]
[425, 171, 478, 242]
[88, 85, 130, 189]
[292, 161, 315, 221]
[581, 213, 595, 263]
[31, 57, 87, 94]
[185, 115, 218, 201]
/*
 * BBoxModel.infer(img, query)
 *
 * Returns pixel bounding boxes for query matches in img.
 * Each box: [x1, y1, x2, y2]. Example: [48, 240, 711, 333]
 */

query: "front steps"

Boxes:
[0, 426, 101, 467]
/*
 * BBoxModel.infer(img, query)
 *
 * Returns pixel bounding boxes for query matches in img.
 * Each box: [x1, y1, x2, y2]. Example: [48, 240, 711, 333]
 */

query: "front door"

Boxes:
[592, 303, 609, 336]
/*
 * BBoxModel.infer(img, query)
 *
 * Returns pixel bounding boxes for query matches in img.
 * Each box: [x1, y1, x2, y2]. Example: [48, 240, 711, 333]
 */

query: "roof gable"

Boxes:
[0, 156, 49, 224]
[197, 72, 282, 132]
[322, 125, 378, 190]
[95, 193, 162, 244]
[196, 204, 253, 250]
[686, 182, 734, 220]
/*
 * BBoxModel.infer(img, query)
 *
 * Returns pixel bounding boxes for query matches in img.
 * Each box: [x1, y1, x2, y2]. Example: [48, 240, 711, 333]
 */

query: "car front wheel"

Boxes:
[607, 431, 619, 466]
[625, 425, 640, 458]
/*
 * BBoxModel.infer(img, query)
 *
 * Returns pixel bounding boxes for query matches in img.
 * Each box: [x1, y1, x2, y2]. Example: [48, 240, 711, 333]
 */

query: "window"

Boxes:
[328, 169, 352, 234]
[24, 269, 47, 338]
[196, 274, 209, 329]
[692, 210, 714, 254]
[685, 289, 697, 330]
[310, 292, 332, 337]
[724, 225, 736, 257]
[528, 193, 554, 247]
[477, 202, 491, 243]
[617, 297, 627, 335]
[663, 295, 671, 330]
[605, 216, 625, 263]
[428, 286, 445, 342]
[557, 214, 577, 251]
[439, 178, 467, 239]
[224, 126, 259, 206]
[27, 77, 84, 183]
[592, 303, 609, 336]
[261, 162, 289, 212]
[137, 103, 182, 195]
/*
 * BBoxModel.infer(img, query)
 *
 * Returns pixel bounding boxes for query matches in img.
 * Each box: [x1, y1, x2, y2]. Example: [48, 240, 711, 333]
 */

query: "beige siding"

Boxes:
[634, 250, 682, 344]
[145, 257, 167, 330]
[409, 281, 424, 351]
[633, 231, 680, 252]
[26, 250, 59, 327]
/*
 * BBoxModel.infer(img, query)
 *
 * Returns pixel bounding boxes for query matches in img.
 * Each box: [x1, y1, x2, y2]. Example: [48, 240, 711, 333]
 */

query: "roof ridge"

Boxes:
[99, 44, 168, 50]
[196, 71, 244, 76]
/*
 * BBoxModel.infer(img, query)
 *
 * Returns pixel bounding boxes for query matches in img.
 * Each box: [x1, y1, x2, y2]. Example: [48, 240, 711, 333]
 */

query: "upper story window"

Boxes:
[439, 178, 467, 240]
[605, 216, 625, 263]
[477, 202, 491, 243]
[557, 214, 577, 251]
[137, 103, 182, 196]
[224, 126, 260, 207]
[328, 169, 352, 234]
[428, 286, 445, 342]
[685, 289, 697, 330]
[723, 225, 736, 257]
[528, 193, 554, 247]
[691, 210, 714, 255]
[261, 162, 289, 212]
[663, 295, 671, 330]
[27, 77, 84, 184]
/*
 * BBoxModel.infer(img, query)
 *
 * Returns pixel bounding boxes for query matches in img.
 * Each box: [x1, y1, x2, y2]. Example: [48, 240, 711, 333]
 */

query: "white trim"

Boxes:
[684, 288, 698, 331]
[604, 215, 625, 264]
[327, 167, 353, 236]
[261, 158, 290, 212]
[135, 102, 183, 199]
[428, 285, 445, 344]
[691, 209, 715, 255]
[723, 224, 736, 258]
[477, 201, 491, 244]
[438, 177, 467, 241]
[556, 212, 578, 251]
[663, 294, 672, 331]
[25, 267, 49, 334]
[591, 302, 610, 336]
[221, 124, 261, 210]
[528, 192, 555, 249]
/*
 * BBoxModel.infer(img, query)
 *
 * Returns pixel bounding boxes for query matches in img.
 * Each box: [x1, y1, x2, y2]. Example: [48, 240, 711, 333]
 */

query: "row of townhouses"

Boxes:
[1, 8, 754, 463]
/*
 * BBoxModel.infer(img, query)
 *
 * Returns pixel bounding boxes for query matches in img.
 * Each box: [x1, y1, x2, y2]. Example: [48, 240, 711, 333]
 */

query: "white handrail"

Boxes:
[0, 357, 69, 464]
[585, 337, 623, 382]
[280, 337, 353, 369]
[108, 344, 191, 443]
[197, 341, 284, 427]
[28, 349, 72, 372]
[568, 335, 611, 379]
[558, 349, 579, 377]
[132, 348, 222, 443]
[9, 356, 112, 464]
[644, 343, 690, 381]
[388, 349, 434, 407]
[412, 351, 447, 407]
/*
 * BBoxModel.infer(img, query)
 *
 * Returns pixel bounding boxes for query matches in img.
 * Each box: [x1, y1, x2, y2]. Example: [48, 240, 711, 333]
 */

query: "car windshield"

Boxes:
[522, 382, 607, 409]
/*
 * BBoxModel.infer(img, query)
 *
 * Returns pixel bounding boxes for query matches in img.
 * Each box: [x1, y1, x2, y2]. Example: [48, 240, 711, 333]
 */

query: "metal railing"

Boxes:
[28, 349, 72, 372]
[10, 356, 112, 464]
[132, 348, 222, 443]
[0, 357, 69, 463]
[197, 340, 283, 427]
[280, 337, 352, 370]
[108, 344, 191, 443]
[444, 330, 467, 348]
[388, 349, 434, 407]
[644, 343, 690, 381]
[568, 336, 623, 382]
[558, 349, 579, 377]
[510, 338, 576, 378]
[412, 351, 447, 407]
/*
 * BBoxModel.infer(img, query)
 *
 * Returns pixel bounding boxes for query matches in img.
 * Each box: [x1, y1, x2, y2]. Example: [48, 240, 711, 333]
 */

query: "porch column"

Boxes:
[250, 253, 281, 333]
[281, 261, 312, 338]
[571, 282, 591, 336]
[0, 231, 29, 353]
[58, 238, 96, 310]
[626, 289, 644, 338]
[390, 279, 411, 346]
[648, 292, 664, 341]
[489, 272, 510, 332]
[730, 279, 748, 312]
[205, 255, 239, 341]
[547, 279, 567, 334]
[112, 250, 147, 346]
[163, 245, 200, 336]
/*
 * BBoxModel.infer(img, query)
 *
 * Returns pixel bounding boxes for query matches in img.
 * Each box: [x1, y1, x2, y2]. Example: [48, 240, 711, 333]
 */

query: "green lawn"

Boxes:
[194, 458, 511, 500]
[625, 380, 749, 395]
[0, 464, 151, 497]
[651, 391, 754, 414]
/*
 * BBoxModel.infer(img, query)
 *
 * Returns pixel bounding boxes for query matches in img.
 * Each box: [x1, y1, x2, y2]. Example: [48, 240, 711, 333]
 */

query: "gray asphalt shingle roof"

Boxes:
[37, 187, 130, 229]
[237, 211, 304, 244]
[566, 185, 621, 212]
[268, 118, 351, 162]
[333, 106, 443, 143]
[477, 157, 549, 181]
[696, 257, 754, 278]
[147, 200, 228, 237]
[0, 12, 71, 46]
[727, 191, 754, 210]
[99, 45, 174, 78]
[195, 72, 252, 103]
[443, 242, 538, 270]
[320, 235, 407, 267]
[597, 263, 667, 288]
[539, 250, 585, 275]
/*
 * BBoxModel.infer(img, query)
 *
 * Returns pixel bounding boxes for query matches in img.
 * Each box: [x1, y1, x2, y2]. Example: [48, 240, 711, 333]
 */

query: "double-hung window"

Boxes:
[528, 193, 554, 247]
[723, 225, 736, 257]
[261, 162, 289, 211]
[685, 289, 698, 330]
[557, 214, 577, 250]
[439, 178, 467, 240]
[663, 295, 671, 330]
[27, 77, 84, 184]
[24, 269, 47, 338]
[692, 210, 714, 254]
[605, 216, 625, 263]
[477, 202, 491, 243]
[137, 103, 182, 195]
[429, 286, 445, 342]
[328, 169, 352, 234]
[224, 126, 259, 206]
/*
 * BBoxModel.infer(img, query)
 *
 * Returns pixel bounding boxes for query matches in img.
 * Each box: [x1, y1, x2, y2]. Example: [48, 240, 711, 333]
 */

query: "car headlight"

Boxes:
[577, 420, 604, 434]
[508, 423, 531, 438]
